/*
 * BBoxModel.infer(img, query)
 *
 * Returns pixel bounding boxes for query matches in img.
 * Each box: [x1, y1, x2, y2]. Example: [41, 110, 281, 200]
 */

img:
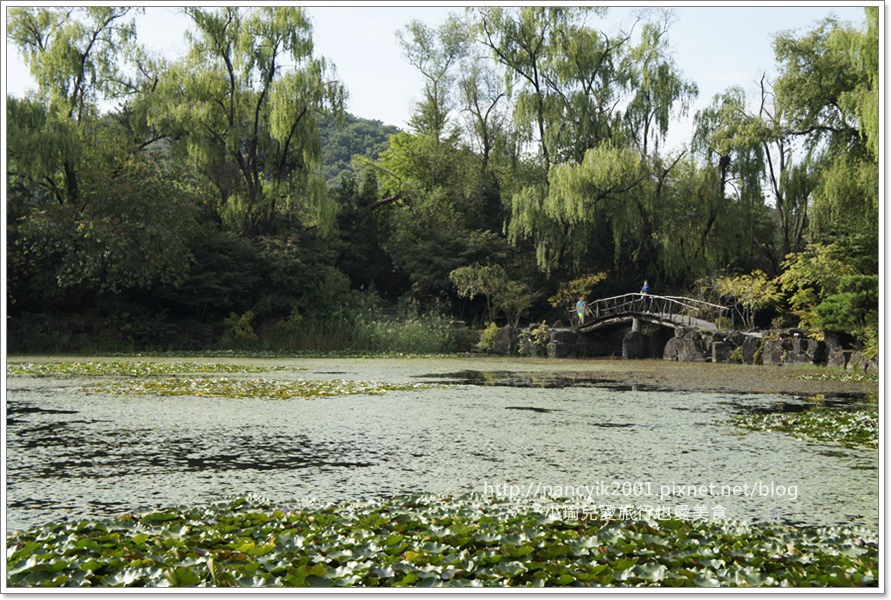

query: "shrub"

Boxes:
[224, 311, 259, 348]
[476, 322, 500, 352]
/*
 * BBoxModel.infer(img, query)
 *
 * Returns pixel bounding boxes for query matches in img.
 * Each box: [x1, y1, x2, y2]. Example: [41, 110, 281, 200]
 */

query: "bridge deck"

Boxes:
[573, 293, 728, 332]
[578, 311, 719, 333]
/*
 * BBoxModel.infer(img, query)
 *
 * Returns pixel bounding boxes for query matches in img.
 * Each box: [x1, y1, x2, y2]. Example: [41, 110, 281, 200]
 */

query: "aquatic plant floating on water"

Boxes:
[730, 409, 878, 449]
[85, 376, 437, 400]
[5, 495, 878, 588]
[6, 361, 296, 378]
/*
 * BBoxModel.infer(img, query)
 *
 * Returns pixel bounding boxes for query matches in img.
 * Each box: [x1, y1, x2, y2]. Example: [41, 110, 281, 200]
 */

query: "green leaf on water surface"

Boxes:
[494, 560, 526, 577]
[502, 544, 534, 558]
[5, 495, 879, 589]
[634, 561, 668, 582]
[476, 551, 503, 565]
[693, 574, 721, 587]
[473, 531, 501, 544]
[421, 542, 449, 555]
[611, 556, 638, 571]
[140, 511, 181, 524]
[395, 572, 419, 586]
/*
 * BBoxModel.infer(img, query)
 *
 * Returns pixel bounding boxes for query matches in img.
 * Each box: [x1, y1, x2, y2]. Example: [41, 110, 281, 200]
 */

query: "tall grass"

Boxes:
[261, 309, 474, 354]
[9, 296, 477, 356]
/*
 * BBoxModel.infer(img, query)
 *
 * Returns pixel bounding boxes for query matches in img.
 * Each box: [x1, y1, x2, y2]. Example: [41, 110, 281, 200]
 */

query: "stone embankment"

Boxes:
[491, 324, 877, 373]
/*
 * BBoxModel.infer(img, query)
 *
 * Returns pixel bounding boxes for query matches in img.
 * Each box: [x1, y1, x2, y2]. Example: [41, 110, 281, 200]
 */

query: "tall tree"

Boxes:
[397, 13, 469, 139]
[622, 14, 698, 156]
[7, 6, 138, 206]
[457, 53, 507, 169]
[773, 10, 878, 274]
[153, 7, 346, 235]
[7, 8, 198, 312]
[692, 88, 774, 272]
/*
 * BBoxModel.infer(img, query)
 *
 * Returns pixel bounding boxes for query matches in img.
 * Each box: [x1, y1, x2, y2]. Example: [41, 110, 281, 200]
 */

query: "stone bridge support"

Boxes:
[623, 327, 672, 359]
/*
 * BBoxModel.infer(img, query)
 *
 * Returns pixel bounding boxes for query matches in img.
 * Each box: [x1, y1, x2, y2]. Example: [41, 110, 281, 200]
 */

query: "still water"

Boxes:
[5, 357, 878, 533]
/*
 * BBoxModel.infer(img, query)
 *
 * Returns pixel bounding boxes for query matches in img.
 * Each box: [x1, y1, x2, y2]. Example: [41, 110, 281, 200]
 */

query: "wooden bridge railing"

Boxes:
[570, 293, 729, 329]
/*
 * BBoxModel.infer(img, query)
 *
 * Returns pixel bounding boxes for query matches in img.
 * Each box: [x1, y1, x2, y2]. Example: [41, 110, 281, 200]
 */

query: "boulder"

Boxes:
[847, 350, 879, 374]
[712, 340, 735, 363]
[826, 347, 850, 369]
[520, 337, 547, 357]
[663, 336, 708, 362]
[761, 337, 791, 365]
[550, 329, 578, 345]
[493, 326, 519, 355]
[824, 330, 856, 369]
[741, 335, 762, 364]
[622, 330, 649, 359]
[728, 331, 747, 347]
[674, 327, 700, 340]
[791, 336, 826, 365]
[547, 341, 574, 359]
[760, 334, 825, 366]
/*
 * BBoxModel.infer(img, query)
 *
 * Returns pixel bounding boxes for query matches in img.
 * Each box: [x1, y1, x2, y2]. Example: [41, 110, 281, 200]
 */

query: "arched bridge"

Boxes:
[573, 293, 729, 333]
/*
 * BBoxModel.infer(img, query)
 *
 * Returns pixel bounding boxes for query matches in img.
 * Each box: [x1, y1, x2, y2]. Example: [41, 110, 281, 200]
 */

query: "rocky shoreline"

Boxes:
[490, 324, 878, 375]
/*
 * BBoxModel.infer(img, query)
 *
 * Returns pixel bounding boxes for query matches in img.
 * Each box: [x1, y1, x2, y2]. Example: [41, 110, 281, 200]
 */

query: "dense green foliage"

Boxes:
[6, 495, 878, 587]
[731, 407, 878, 450]
[6, 7, 878, 354]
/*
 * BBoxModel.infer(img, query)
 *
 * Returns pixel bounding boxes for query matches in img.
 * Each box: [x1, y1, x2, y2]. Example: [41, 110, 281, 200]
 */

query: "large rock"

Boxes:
[791, 336, 826, 364]
[741, 335, 762, 364]
[761, 337, 791, 365]
[622, 330, 648, 359]
[520, 337, 547, 357]
[550, 329, 578, 345]
[674, 327, 700, 340]
[761, 333, 826, 365]
[663, 332, 708, 362]
[547, 341, 574, 359]
[847, 350, 879, 374]
[824, 330, 856, 369]
[712, 340, 735, 363]
[727, 331, 747, 347]
[493, 326, 519, 355]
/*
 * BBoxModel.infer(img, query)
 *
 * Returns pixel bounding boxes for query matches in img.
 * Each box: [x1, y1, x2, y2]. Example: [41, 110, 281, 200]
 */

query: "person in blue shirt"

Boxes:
[576, 298, 587, 325]
[640, 280, 651, 311]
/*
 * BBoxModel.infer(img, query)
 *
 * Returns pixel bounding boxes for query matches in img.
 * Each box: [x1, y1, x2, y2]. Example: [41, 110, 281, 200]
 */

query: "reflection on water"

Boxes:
[417, 370, 660, 391]
[5, 359, 878, 533]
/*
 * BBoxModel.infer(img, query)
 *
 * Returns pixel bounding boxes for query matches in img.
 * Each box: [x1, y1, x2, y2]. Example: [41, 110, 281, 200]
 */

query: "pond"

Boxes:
[5, 356, 878, 534]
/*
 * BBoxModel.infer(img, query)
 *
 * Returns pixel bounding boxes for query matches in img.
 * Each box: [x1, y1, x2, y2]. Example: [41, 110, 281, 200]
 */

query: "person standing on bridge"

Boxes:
[576, 298, 588, 325]
[640, 280, 652, 312]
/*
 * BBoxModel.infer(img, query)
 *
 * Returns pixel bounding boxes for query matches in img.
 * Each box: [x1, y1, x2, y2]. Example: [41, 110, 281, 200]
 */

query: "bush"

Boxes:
[476, 322, 500, 352]
[224, 311, 259, 349]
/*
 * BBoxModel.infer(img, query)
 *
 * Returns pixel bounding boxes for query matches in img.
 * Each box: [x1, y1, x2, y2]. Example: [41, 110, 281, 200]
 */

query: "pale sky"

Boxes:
[3, 3, 872, 153]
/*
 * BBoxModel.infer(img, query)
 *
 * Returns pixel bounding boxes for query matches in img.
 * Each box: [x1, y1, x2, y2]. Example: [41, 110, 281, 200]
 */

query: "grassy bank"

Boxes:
[8, 308, 478, 356]
[6, 495, 877, 588]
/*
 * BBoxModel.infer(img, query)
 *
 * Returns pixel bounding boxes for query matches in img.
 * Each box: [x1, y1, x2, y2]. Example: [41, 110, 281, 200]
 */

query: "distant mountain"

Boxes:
[319, 113, 402, 187]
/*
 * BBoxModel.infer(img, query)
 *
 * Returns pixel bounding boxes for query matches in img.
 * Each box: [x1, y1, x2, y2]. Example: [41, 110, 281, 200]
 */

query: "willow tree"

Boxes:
[7, 6, 138, 206]
[691, 88, 773, 272]
[511, 143, 646, 274]
[472, 7, 625, 275]
[473, 6, 630, 175]
[623, 16, 698, 157]
[7, 7, 201, 307]
[153, 7, 345, 235]
[397, 13, 469, 139]
[473, 8, 698, 280]
[773, 9, 878, 274]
